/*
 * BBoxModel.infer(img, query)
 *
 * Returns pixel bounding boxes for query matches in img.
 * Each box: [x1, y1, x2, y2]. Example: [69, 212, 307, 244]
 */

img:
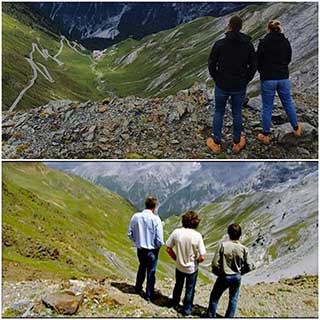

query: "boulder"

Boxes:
[274, 122, 317, 145]
[2, 120, 16, 128]
[42, 291, 83, 315]
[246, 96, 261, 111]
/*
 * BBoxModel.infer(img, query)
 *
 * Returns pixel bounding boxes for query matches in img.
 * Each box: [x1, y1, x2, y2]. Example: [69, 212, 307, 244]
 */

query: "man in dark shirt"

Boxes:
[207, 16, 257, 154]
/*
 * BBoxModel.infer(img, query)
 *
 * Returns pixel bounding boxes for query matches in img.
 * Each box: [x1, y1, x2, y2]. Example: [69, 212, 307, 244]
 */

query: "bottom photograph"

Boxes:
[2, 161, 318, 318]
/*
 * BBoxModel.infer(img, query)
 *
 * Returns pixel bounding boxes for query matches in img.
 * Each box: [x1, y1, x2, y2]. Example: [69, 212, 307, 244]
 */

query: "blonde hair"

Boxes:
[268, 20, 283, 33]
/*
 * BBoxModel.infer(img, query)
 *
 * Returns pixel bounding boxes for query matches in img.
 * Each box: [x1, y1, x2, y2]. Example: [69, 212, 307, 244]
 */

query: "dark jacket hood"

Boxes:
[225, 31, 252, 43]
[264, 31, 287, 42]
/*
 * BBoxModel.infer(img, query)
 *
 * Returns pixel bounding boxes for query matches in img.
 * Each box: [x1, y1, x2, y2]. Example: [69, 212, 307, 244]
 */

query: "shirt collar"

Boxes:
[143, 209, 154, 214]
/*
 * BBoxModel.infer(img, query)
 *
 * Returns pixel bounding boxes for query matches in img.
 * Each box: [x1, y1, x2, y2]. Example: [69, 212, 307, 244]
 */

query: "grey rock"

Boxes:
[42, 291, 83, 315]
[247, 96, 261, 111]
[10, 299, 31, 312]
[64, 110, 74, 121]
[274, 122, 317, 145]
[2, 120, 16, 127]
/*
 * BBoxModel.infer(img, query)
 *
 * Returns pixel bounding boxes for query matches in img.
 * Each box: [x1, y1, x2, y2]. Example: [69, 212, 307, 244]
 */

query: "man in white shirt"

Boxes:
[128, 196, 164, 301]
[166, 211, 206, 316]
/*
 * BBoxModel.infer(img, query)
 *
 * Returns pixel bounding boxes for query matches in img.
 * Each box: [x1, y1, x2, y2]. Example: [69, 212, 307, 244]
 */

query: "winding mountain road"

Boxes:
[9, 36, 91, 111]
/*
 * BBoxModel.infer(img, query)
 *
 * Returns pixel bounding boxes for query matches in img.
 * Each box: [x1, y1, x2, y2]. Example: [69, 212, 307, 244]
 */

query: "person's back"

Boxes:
[128, 196, 163, 301]
[207, 15, 257, 155]
[258, 31, 291, 81]
[213, 240, 252, 275]
[170, 227, 205, 274]
[210, 31, 256, 91]
[129, 210, 162, 250]
[166, 211, 206, 316]
[256, 20, 301, 146]
[207, 223, 254, 318]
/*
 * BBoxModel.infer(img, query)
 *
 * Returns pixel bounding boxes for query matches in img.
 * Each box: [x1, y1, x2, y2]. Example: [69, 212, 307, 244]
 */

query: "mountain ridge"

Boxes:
[33, 2, 250, 49]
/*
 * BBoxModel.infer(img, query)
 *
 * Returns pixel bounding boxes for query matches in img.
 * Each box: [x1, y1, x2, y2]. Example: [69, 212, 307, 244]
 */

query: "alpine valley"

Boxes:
[2, 162, 318, 317]
[2, 2, 318, 159]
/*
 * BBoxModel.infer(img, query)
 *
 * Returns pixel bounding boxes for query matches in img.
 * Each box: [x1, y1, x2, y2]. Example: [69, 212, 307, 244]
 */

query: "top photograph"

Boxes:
[2, 1, 318, 159]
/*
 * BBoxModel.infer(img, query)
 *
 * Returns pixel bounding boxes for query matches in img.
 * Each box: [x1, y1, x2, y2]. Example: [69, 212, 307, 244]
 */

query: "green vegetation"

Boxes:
[2, 162, 137, 278]
[3, 2, 289, 110]
[2, 3, 103, 111]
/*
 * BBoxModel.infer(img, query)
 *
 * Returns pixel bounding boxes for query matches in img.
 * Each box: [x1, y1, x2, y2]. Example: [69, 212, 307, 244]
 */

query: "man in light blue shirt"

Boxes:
[128, 196, 164, 301]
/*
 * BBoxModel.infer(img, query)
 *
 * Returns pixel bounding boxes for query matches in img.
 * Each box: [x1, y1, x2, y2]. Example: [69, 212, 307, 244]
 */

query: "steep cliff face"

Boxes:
[33, 2, 249, 48]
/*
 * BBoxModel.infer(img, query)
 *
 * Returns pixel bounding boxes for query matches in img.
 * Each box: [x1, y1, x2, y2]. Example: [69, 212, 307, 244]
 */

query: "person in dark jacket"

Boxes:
[257, 20, 302, 145]
[207, 15, 257, 154]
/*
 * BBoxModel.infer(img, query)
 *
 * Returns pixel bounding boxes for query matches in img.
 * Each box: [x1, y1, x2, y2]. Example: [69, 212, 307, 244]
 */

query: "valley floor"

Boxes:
[2, 263, 318, 318]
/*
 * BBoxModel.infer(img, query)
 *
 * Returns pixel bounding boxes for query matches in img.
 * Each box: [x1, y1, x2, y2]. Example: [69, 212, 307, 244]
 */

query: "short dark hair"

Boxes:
[229, 15, 243, 32]
[145, 196, 157, 209]
[182, 211, 200, 229]
[228, 223, 242, 240]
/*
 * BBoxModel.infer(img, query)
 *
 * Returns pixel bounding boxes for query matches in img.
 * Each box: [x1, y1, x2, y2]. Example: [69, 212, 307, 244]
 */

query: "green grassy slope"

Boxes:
[4, 2, 312, 110]
[2, 162, 138, 279]
[94, 3, 274, 98]
[2, 3, 103, 111]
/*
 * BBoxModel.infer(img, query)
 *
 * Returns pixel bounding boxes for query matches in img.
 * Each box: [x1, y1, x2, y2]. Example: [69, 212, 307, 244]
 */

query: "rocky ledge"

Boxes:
[2, 82, 318, 159]
[2, 275, 318, 317]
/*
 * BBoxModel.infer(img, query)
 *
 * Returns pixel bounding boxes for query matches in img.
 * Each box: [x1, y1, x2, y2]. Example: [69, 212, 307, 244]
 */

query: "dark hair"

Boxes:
[268, 20, 283, 33]
[228, 223, 242, 240]
[145, 196, 157, 209]
[229, 15, 243, 32]
[182, 211, 200, 229]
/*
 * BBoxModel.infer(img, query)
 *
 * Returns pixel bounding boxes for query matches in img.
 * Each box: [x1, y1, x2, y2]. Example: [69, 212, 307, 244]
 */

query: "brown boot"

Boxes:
[257, 133, 270, 145]
[232, 135, 246, 154]
[293, 123, 302, 137]
[207, 137, 221, 154]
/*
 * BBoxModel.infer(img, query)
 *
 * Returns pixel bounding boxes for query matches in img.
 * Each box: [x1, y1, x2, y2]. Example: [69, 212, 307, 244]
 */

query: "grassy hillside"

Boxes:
[2, 3, 103, 111]
[93, 2, 280, 98]
[3, 2, 317, 111]
[2, 162, 139, 279]
[2, 162, 317, 284]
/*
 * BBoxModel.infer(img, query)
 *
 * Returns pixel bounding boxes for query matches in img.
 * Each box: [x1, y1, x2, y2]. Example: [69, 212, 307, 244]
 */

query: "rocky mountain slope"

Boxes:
[3, 82, 318, 159]
[33, 2, 249, 49]
[93, 2, 317, 98]
[47, 161, 317, 219]
[2, 276, 318, 317]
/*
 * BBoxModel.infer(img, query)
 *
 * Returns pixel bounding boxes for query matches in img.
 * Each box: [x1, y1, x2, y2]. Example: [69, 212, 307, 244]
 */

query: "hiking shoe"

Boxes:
[207, 137, 221, 154]
[257, 133, 270, 145]
[293, 123, 302, 137]
[232, 135, 246, 154]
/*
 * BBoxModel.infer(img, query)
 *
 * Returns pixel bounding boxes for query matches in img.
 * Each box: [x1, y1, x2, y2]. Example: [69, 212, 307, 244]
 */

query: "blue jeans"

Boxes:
[172, 269, 198, 315]
[208, 274, 241, 318]
[213, 85, 246, 144]
[135, 248, 159, 300]
[261, 79, 298, 134]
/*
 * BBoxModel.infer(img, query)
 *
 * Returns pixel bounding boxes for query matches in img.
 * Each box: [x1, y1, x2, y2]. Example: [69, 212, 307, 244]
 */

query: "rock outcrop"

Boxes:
[2, 82, 318, 159]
